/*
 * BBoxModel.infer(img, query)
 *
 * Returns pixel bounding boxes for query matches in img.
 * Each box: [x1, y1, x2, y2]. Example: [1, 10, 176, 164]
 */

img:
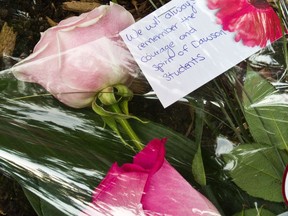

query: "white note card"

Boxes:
[120, 0, 260, 108]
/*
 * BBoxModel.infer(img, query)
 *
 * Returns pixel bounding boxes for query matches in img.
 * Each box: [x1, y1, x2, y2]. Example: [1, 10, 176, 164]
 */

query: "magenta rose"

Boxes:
[12, 3, 138, 108]
[82, 139, 220, 216]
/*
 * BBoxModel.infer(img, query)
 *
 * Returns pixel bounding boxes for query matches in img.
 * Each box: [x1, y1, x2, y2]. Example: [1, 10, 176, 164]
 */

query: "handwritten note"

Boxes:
[120, 0, 260, 108]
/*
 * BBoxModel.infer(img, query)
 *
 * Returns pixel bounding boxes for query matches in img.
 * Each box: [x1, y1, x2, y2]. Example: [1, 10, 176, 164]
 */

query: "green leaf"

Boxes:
[23, 189, 61, 216]
[243, 69, 288, 150]
[0, 78, 197, 215]
[243, 69, 275, 106]
[233, 208, 276, 216]
[191, 99, 206, 186]
[224, 143, 287, 202]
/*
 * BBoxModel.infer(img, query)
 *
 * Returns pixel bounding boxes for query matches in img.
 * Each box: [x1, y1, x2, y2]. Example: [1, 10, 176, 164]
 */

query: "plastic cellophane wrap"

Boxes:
[0, 0, 288, 215]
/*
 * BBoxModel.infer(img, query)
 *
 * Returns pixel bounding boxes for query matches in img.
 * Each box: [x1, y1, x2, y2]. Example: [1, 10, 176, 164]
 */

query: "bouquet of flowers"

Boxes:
[0, 0, 287, 215]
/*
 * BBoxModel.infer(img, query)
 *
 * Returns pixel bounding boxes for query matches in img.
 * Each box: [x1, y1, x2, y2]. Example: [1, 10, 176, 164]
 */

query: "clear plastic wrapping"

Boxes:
[0, 0, 288, 215]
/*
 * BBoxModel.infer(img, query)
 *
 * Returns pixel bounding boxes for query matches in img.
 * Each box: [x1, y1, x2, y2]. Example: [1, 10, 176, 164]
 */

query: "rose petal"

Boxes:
[86, 139, 220, 215]
[33, 3, 134, 56]
[142, 160, 220, 216]
[133, 138, 166, 173]
[12, 3, 137, 108]
[59, 37, 134, 92]
[90, 163, 148, 215]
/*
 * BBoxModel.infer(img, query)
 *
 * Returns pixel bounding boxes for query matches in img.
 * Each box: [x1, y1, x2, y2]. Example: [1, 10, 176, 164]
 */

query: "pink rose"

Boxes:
[83, 139, 220, 216]
[12, 3, 138, 108]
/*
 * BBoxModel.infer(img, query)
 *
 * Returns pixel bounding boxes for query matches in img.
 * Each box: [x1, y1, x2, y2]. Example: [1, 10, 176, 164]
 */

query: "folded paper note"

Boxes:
[120, 0, 277, 107]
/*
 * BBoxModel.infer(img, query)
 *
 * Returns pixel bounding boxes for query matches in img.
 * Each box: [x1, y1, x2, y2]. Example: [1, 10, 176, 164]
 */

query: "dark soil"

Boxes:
[0, 173, 37, 216]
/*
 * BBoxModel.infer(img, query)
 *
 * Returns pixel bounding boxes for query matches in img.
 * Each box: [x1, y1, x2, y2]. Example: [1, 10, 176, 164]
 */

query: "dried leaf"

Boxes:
[0, 23, 17, 57]
[62, 1, 101, 13]
[46, 16, 58, 27]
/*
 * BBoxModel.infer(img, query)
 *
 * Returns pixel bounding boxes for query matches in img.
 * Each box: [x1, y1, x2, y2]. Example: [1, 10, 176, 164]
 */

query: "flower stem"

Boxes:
[148, 0, 158, 9]
[277, 0, 288, 81]
[159, 0, 165, 5]
[110, 103, 143, 151]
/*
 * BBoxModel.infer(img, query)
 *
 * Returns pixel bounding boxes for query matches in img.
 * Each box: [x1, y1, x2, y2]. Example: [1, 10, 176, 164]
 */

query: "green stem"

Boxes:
[218, 101, 245, 144]
[148, 0, 158, 9]
[110, 104, 143, 151]
[213, 80, 245, 143]
[277, 0, 288, 81]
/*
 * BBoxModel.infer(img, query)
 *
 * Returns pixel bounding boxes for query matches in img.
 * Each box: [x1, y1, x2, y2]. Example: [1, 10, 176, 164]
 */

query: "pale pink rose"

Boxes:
[82, 139, 220, 216]
[12, 3, 138, 108]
